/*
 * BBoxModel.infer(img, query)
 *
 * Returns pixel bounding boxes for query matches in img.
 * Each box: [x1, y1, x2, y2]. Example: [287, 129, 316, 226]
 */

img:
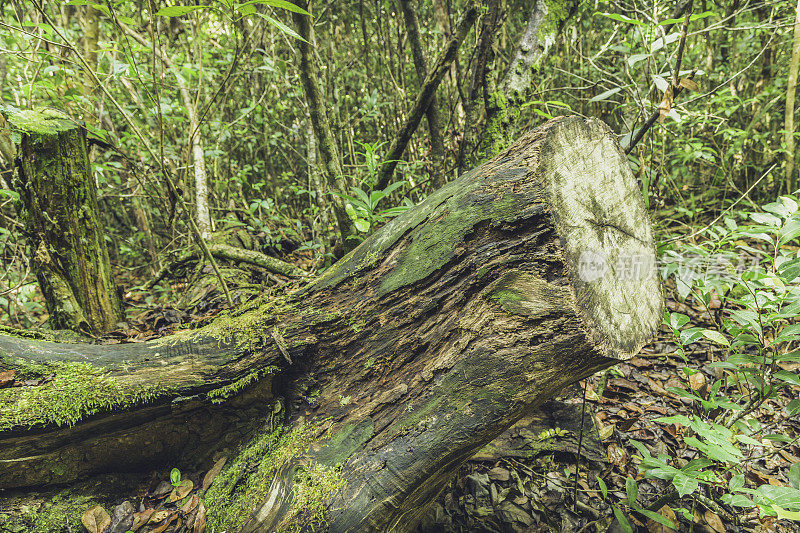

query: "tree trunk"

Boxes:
[7, 107, 123, 334]
[0, 117, 661, 532]
[399, 0, 447, 189]
[785, 0, 800, 192]
[292, 3, 357, 250]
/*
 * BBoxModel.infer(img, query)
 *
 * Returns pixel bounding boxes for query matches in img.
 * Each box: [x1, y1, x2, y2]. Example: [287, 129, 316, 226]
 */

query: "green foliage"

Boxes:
[629, 196, 800, 522]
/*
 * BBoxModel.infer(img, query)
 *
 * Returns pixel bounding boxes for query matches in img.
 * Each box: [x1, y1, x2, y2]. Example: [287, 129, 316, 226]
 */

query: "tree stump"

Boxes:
[0, 116, 661, 532]
[7, 107, 123, 333]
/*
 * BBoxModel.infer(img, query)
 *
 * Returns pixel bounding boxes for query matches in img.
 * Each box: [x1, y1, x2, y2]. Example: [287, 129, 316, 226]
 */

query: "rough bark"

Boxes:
[6, 107, 123, 334]
[0, 117, 661, 532]
[479, 0, 555, 163]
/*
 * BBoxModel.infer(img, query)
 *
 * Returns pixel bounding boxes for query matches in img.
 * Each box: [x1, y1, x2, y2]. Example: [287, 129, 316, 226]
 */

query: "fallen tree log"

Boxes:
[0, 116, 662, 532]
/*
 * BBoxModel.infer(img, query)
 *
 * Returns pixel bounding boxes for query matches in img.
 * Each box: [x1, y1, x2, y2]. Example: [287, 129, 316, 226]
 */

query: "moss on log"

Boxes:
[0, 116, 661, 532]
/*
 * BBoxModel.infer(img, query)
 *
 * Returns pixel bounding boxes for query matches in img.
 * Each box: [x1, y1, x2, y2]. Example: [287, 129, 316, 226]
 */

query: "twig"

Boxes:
[624, 10, 693, 155]
[375, 4, 479, 190]
[663, 163, 776, 244]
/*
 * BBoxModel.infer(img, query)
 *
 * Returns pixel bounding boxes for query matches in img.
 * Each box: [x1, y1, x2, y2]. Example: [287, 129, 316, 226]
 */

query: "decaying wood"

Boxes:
[10, 108, 123, 334]
[0, 116, 661, 532]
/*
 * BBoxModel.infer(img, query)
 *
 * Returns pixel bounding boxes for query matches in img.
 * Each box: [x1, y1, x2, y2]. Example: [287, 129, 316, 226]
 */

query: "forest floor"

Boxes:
[1, 227, 799, 533]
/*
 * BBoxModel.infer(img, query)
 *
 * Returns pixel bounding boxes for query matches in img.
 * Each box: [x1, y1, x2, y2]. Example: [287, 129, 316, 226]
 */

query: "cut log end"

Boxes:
[536, 116, 661, 359]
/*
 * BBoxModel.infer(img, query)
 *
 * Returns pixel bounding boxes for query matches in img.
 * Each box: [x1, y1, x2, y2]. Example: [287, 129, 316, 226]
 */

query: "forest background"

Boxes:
[1, 0, 800, 532]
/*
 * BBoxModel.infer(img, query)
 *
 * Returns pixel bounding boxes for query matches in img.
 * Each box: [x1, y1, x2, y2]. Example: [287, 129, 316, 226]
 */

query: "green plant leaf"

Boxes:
[702, 329, 730, 346]
[354, 218, 370, 233]
[170, 467, 181, 486]
[597, 476, 608, 500]
[238, 0, 310, 14]
[626, 476, 638, 505]
[730, 473, 745, 491]
[790, 463, 800, 490]
[632, 504, 677, 530]
[672, 471, 699, 497]
[613, 507, 633, 533]
[257, 13, 307, 41]
[156, 5, 209, 16]
[775, 370, 800, 387]
[589, 87, 622, 102]
[774, 505, 800, 521]
[669, 312, 690, 330]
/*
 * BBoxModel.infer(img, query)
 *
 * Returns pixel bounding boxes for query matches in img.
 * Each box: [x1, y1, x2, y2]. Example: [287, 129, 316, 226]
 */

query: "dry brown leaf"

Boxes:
[194, 501, 207, 533]
[646, 505, 678, 533]
[202, 457, 227, 491]
[150, 513, 176, 533]
[778, 449, 800, 464]
[130, 508, 154, 532]
[81, 505, 111, 533]
[180, 494, 200, 514]
[0, 370, 15, 387]
[151, 509, 171, 523]
[707, 289, 722, 309]
[607, 442, 628, 469]
[679, 78, 699, 91]
[704, 509, 725, 533]
[658, 86, 675, 123]
[689, 372, 706, 391]
[169, 479, 194, 502]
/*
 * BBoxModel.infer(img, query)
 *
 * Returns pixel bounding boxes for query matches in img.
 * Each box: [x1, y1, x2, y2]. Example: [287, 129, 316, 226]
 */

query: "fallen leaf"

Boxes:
[0, 370, 14, 387]
[180, 494, 200, 514]
[169, 479, 194, 502]
[689, 372, 706, 391]
[150, 513, 176, 533]
[81, 505, 111, 533]
[649, 505, 678, 533]
[679, 78, 699, 91]
[194, 501, 207, 533]
[202, 457, 227, 490]
[607, 442, 628, 469]
[151, 509, 171, 523]
[130, 508, 154, 532]
[704, 509, 725, 533]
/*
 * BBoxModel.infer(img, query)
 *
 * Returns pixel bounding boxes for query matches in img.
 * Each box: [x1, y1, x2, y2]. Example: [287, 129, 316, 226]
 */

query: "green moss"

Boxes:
[3, 106, 75, 137]
[288, 463, 344, 530]
[156, 294, 283, 353]
[379, 188, 524, 296]
[480, 91, 520, 162]
[315, 418, 374, 467]
[207, 366, 278, 404]
[397, 395, 444, 429]
[204, 423, 342, 533]
[0, 360, 173, 430]
[0, 492, 99, 533]
[491, 289, 524, 306]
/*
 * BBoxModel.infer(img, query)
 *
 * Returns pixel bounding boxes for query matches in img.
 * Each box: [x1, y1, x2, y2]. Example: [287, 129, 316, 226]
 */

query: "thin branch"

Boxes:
[375, 4, 479, 190]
